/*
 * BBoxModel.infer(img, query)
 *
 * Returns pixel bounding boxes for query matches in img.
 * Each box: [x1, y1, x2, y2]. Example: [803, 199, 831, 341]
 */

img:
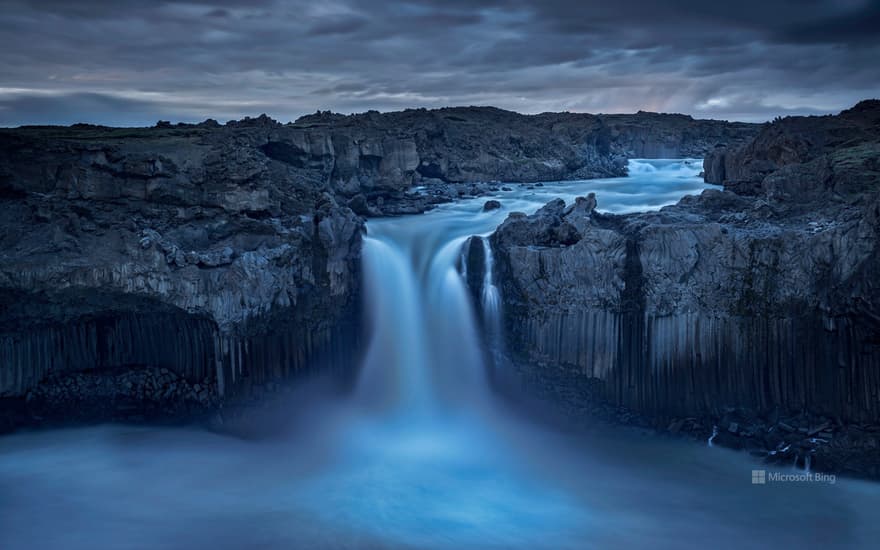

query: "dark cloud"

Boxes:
[0, 0, 877, 126]
[307, 14, 369, 36]
[205, 8, 231, 18]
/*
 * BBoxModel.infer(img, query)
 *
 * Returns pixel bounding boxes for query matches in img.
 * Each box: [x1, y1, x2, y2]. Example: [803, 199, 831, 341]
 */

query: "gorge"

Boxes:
[1, 102, 879, 548]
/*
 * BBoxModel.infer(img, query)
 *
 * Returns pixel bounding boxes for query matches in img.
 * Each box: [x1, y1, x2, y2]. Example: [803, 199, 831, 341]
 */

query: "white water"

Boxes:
[709, 425, 719, 447]
[2, 160, 878, 549]
[480, 237, 503, 348]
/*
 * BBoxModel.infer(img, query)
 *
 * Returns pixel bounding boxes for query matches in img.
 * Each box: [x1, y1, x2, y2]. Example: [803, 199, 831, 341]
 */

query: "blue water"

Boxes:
[1, 160, 878, 549]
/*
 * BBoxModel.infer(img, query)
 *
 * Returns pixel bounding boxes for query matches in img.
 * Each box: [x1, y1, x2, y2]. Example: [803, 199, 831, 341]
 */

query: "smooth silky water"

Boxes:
[2, 160, 878, 549]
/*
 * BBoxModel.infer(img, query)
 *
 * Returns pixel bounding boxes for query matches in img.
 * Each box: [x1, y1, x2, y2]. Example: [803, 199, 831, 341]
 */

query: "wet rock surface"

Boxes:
[0, 362, 351, 436]
[482, 199, 502, 212]
[0, 367, 219, 431]
[490, 101, 880, 477]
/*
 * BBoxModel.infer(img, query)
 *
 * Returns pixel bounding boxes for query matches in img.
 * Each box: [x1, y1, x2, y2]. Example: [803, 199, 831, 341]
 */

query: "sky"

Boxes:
[0, 0, 878, 126]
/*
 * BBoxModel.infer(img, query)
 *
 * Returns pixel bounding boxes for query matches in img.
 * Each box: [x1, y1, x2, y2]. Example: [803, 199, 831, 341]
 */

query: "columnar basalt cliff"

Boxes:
[0, 124, 364, 429]
[488, 100, 880, 475]
[0, 107, 756, 429]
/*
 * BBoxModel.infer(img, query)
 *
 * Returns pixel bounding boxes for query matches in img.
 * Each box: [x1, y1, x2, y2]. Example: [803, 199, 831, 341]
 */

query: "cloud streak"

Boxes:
[0, 0, 877, 125]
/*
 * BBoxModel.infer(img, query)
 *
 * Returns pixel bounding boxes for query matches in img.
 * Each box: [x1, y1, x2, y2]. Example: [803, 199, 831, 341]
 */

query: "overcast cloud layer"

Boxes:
[1, 0, 878, 126]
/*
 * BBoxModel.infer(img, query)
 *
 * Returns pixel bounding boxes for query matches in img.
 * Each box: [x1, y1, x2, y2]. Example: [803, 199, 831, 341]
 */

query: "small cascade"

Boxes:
[480, 237, 503, 343]
[627, 158, 702, 178]
[427, 238, 489, 404]
[459, 244, 469, 282]
[456, 234, 506, 377]
[628, 159, 658, 174]
[708, 425, 718, 447]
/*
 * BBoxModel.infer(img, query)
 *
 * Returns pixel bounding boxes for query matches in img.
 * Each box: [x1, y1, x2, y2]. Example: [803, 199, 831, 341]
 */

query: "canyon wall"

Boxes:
[488, 102, 880, 469]
[292, 107, 756, 196]
[0, 106, 756, 428]
[0, 124, 363, 412]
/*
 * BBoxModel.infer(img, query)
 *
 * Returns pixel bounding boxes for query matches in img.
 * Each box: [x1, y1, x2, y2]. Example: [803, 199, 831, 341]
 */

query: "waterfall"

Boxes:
[356, 237, 433, 413]
[354, 158, 718, 417]
[356, 229, 488, 415]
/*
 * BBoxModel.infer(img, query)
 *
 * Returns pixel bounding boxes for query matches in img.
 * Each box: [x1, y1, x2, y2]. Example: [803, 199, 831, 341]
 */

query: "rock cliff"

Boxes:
[704, 100, 880, 195]
[0, 106, 755, 429]
[272, 106, 757, 215]
[0, 123, 364, 429]
[488, 100, 880, 475]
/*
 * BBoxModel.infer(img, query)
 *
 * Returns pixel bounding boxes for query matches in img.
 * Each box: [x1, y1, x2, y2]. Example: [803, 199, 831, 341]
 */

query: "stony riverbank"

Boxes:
[504, 359, 880, 479]
[0, 367, 220, 432]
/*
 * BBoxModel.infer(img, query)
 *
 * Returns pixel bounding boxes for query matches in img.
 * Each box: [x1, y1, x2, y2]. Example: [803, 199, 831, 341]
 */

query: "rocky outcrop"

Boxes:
[489, 100, 880, 475]
[600, 111, 757, 159]
[23, 367, 221, 426]
[704, 99, 880, 194]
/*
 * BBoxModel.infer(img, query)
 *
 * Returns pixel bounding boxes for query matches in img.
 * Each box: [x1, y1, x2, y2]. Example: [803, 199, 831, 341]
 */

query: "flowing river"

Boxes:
[1, 160, 878, 549]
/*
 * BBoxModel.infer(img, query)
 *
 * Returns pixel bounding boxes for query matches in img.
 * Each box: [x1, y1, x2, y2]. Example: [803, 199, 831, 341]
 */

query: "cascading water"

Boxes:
[357, 237, 433, 413]
[356, 227, 489, 414]
[480, 237, 503, 346]
[627, 158, 702, 176]
[355, 157, 712, 417]
[2, 160, 877, 549]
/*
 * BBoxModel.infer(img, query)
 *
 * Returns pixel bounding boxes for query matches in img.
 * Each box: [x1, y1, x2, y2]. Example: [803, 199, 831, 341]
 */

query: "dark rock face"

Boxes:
[0, 124, 364, 419]
[22, 367, 220, 426]
[704, 99, 880, 195]
[0, 106, 756, 428]
[491, 101, 880, 475]
[601, 110, 757, 159]
[283, 107, 756, 214]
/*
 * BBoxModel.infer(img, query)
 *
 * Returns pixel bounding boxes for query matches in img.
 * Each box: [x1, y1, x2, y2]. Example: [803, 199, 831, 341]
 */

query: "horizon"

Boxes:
[1, 1, 878, 127]
[2, 99, 875, 130]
